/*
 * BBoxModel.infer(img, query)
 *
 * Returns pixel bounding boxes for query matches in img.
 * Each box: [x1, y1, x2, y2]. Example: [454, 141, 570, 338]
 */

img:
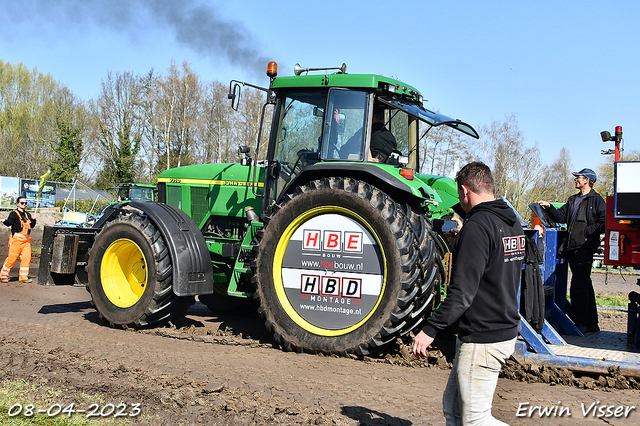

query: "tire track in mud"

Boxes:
[2, 265, 640, 425]
[0, 334, 349, 425]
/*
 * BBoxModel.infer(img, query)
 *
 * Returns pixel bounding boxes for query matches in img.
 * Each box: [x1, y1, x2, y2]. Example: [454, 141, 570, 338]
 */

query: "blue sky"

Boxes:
[1, 0, 638, 174]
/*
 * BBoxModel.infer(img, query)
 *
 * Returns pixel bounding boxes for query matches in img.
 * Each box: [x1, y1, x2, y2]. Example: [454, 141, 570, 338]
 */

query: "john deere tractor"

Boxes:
[39, 62, 478, 356]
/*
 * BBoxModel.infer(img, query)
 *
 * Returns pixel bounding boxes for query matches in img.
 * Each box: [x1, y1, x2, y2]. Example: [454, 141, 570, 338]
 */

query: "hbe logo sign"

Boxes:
[303, 229, 363, 253]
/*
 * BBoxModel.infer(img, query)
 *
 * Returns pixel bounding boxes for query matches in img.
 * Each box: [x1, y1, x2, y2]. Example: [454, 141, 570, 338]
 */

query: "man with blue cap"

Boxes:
[538, 168, 606, 333]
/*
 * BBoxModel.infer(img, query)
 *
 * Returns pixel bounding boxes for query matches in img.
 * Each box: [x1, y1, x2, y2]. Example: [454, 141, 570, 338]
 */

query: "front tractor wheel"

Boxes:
[87, 215, 193, 328]
[255, 177, 443, 356]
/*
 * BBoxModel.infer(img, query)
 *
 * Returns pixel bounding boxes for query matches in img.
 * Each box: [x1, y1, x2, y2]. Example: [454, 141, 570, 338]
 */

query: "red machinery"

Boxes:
[601, 126, 640, 269]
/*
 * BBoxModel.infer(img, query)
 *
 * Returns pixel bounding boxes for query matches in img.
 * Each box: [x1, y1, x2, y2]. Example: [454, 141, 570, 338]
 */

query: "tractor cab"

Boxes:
[229, 62, 479, 213]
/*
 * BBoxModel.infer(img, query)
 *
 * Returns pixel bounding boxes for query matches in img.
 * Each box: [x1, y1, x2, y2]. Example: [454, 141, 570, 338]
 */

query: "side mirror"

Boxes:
[228, 83, 241, 111]
[239, 145, 252, 166]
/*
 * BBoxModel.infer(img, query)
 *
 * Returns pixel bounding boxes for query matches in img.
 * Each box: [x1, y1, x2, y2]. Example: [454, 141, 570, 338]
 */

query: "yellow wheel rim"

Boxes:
[273, 206, 386, 336]
[101, 238, 148, 308]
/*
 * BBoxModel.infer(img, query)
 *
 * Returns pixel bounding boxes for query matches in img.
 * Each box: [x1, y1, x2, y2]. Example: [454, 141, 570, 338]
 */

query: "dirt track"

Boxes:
[1, 221, 640, 425]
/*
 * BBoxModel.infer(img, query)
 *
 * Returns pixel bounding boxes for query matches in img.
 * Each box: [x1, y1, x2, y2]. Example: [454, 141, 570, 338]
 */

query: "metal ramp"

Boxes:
[516, 330, 640, 378]
[514, 228, 640, 378]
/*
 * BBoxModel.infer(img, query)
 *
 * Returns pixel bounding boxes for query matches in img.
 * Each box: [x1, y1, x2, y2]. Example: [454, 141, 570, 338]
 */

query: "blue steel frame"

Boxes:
[517, 228, 574, 357]
[515, 228, 640, 377]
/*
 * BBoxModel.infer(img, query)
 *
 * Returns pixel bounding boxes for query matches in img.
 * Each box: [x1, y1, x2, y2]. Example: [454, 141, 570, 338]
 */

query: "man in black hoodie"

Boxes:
[412, 162, 525, 425]
[538, 168, 606, 333]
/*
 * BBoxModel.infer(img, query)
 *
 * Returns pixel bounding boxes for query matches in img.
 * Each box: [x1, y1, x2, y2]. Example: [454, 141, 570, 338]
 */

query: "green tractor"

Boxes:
[40, 61, 478, 356]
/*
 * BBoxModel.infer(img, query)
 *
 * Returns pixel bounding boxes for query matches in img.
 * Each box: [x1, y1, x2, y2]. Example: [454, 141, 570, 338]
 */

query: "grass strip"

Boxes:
[0, 379, 133, 426]
[595, 294, 629, 307]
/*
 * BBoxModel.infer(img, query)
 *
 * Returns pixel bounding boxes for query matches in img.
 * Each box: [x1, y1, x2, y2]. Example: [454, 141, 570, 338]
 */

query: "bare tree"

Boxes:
[194, 80, 230, 164]
[172, 61, 200, 167]
[549, 147, 575, 201]
[90, 71, 143, 188]
[419, 124, 473, 177]
[481, 114, 525, 199]
[525, 147, 575, 224]
[420, 125, 450, 174]
[506, 144, 543, 214]
[138, 69, 161, 182]
[234, 87, 270, 162]
[153, 61, 202, 172]
[156, 66, 177, 172]
[471, 114, 549, 218]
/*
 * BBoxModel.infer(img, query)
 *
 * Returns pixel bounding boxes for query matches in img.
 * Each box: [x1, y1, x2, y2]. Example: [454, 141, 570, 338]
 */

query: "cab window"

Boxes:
[321, 89, 367, 161]
[268, 91, 326, 207]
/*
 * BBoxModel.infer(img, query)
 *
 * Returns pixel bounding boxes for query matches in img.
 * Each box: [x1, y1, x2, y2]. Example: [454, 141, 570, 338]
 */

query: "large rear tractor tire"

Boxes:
[86, 215, 194, 328]
[401, 206, 447, 336]
[254, 177, 444, 356]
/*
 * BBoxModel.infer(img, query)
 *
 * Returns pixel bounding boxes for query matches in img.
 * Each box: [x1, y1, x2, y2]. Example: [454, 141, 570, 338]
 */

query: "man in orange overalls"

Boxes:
[1, 196, 37, 283]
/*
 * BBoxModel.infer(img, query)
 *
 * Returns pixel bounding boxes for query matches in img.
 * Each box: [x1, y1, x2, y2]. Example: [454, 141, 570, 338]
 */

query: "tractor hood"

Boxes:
[378, 98, 479, 139]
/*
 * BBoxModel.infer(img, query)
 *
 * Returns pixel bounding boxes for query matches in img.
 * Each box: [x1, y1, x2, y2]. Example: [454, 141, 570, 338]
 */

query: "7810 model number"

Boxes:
[8, 402, 141, 418]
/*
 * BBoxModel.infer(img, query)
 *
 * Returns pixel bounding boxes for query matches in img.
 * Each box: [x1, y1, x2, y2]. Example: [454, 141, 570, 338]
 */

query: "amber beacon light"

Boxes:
[267, 62, 278, 78]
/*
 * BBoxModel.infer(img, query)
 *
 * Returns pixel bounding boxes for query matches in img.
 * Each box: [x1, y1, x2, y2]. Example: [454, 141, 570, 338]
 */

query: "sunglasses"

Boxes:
[17, 202, 26, 205]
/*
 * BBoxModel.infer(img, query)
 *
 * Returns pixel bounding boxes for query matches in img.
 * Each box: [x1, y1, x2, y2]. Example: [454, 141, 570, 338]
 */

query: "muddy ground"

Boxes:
[1, 217, 640, 425]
